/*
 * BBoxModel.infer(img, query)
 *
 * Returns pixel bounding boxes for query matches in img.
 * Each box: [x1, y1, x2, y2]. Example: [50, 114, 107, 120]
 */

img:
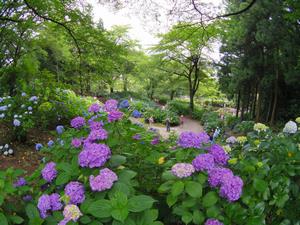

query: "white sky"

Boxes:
[87, 0, 224, 60]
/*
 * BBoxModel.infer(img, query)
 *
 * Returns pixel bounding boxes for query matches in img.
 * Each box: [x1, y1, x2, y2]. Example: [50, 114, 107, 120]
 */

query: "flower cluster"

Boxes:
[70, 116, 86, 129]
[89, 168, 118, 192]
[78, 143, 111, 168]
[132, 109, 142, 118]
[132, 134, 141, 140]
[14, 177, 27, 187]
[236, 136, 247, 144]
[71, 138, 82, 148]
[119, 99, 130, 109]
[283, 121, 297, 134]
[37, 193, 63, 218]
[56, 125, 64, 134]
[208, 144, 229, 166]
[226, 136, 237, 144]
[205, 219, 224, 225]
[191, 144, 243, 202]
[87, 128, 108, 141]
[58, 205, 82, 225]
[89, 121, 103, 130]
[171, 163, 195, 178]
[0, 143, 14, 156]
[64, 181, 85, 205]
[296, 117, 300, 124]
[104, 99, 118, 112]
[254, 123, 269, 132]
[177, 131, 210, 148]
[88, 103, 101, 113]
[151, 136, 160, 145]
[108, 110, 123, 122]
[41, 162, 57, 182]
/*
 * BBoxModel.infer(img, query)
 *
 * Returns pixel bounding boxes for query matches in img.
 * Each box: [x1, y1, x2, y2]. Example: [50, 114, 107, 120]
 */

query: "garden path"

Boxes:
[130, 117, 204, 139]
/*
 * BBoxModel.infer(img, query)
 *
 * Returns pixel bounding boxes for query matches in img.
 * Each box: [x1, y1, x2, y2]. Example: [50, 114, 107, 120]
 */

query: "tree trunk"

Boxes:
[170, 90, 175, 100]
[255, 87, 262, 122]
[110, 86, 114, 93]
[236, 90, 241, 118]
[270, 50, 280, 125]
[123, 76, 128, 92]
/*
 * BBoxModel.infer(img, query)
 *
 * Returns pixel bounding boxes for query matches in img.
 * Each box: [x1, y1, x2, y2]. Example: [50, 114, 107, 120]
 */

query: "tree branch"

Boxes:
[23, 0, 81, 55]
[215, 0, 257, 19]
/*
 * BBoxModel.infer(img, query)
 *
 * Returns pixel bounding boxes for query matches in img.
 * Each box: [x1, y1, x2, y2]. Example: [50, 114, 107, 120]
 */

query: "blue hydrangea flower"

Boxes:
[35, 143, 43, 151]
[56, 125, 64, 135]
[119, 100, 130, 109]
[13, 119, 21, 127]
[48, 140, 54, 147]
[132, 110, 142, 118]
[28, 106, 33, 111]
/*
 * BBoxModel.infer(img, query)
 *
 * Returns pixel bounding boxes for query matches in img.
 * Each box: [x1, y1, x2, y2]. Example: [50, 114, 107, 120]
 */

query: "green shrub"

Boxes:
[166, 100, 190, 116]
[234, 120, 255, 134]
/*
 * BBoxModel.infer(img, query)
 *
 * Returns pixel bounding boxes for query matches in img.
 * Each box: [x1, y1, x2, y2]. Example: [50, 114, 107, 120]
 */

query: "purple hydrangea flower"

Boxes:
[205, 219, 224, 225]
[71, 116, 85, 129]
[14, 177, 27, 187]
[50, 193, 63, 211]
[132, 134, 141, 140]
[220, 175, 243, 202]
[47, 140, 54, 147]
[64, 181, 85, 205]
[171, 163, 195, 178]
[177, 131, 210, 148]
[208, 144, 229, 166]
[89, 121, 104, 130]
[208, 167, 233, 188]
[35, 143, 43, 151]
[119, 100, 130, 109]
[21, 92, 26, 97]
[192, 153, 215, 171]
[78, 143, 111, 168]
[37, 193, 62, 219]
[23, 195, 33, 202]
[87, 128, 108, 141]
[104, 99, 118, 112]
[71, 138, 82, 148]
[151, 136, 160, 145]
[41, 162, 57, 182]
[28, 106, 33, 111]
[89, 168, 118, 192]
[108, 110, 123, 122]
[13, 119, 21, 127]
[226, 136, 237, 144]
[88, 103, 101, 113]
[37, 194, 51, 218]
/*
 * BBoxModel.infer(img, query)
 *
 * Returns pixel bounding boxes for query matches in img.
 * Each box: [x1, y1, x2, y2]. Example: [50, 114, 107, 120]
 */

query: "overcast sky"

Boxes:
[87, 0, 224, 60]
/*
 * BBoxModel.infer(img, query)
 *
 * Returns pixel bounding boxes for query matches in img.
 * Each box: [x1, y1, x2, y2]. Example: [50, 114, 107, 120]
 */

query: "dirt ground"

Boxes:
[0, 124, 53, 174]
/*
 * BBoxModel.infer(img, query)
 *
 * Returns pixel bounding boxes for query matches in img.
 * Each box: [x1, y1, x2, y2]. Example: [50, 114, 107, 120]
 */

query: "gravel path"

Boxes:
[130, 116, 204, 139]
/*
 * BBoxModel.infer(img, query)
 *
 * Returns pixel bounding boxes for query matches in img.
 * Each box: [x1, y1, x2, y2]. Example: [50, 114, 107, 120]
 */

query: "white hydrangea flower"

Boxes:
[254, 123, 268, 132]
[283, 121, 297, 134]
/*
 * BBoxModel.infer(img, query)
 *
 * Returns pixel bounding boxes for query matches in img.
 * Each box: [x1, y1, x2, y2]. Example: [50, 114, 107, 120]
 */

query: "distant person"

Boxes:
[166, 117, 171, 132]
[180, 115, 184, 128]
[208, 129, 214, 142]
[220, 113, 225, 120]
[213, 127, 221, 142]
[149, 116, 154, 127]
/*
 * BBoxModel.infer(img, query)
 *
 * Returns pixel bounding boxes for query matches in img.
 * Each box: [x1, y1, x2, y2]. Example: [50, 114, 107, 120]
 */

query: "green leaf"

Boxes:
[111, 207, 129, 222]
[0, 213, 8, 225]
[197, 174, 207, 184]
[109, 155, 127, 167]
[118, 170, 137, 183]
[253, 178, 268, 193]
[158, 181, 174, 193]
[86, 199, 112, 218]
[89, 221, 103, 225]
[9, 215, 24, 224]
[128, 195, 155, 212]
[206, 206, 220, 218]
[182, 211, 193, 224]
[162, 171, 176, 180]
[143, 209, 159, 222]
[185, 181, 202, 198]
[0, 195, 3, 206]
[79, 215, 92, 224]
[192, 210, 205, 225]
[166, 194, 178, 207]
[171, 181, 185, 196]
[202, 192, 218, 208]
[25, 204, 40, 219]
[55, 172, 71, 185]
